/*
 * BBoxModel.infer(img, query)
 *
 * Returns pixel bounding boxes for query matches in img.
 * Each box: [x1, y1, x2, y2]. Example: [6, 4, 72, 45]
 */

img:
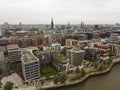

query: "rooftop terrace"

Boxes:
[22, 51, 38, 63]
[33, 50, 56, 56]
[53, 53, 68, 61]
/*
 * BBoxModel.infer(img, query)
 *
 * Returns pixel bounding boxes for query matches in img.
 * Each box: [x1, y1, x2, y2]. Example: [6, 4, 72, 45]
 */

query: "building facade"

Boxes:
[66, 39, 78, 47]
[85, 48, 100, 62]
[52, 53, 69, 72]
[94, 44, 110, 60]
[66, 49, 84, 67]
[21, 50, 40, 82]
[33, 50, 58, 66]
[7, 44, 21, 62]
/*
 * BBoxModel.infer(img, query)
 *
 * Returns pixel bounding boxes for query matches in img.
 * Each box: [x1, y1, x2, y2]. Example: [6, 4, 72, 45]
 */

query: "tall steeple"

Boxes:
[51, 18, 54, 29]
[68, 21, 70, 29]
[80, 21, 83, 28]
[81, 21, 84, 29]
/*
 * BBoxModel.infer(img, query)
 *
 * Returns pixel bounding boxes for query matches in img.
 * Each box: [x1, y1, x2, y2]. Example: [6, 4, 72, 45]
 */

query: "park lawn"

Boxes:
[40, 66, 58, 77]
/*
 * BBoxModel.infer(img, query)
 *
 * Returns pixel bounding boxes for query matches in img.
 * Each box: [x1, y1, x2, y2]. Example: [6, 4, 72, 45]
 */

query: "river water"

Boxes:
[53, 63, 120, 90]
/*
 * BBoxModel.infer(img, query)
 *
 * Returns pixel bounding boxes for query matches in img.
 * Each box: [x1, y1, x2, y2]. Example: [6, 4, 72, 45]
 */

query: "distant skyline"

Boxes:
[0, 0, 120, 24]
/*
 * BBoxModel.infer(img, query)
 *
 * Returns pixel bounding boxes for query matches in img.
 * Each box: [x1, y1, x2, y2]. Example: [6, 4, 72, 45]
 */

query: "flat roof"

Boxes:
[68, 49, 85, 53]
[26, 47, 38, 51]
[7, 44, 19, 49]
[53, 53, 68, 61]
[22, 51, 37, 62]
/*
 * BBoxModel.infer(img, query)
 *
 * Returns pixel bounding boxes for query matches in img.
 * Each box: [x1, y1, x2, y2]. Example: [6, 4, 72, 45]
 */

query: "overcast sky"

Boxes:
[0, 0, 120, 24]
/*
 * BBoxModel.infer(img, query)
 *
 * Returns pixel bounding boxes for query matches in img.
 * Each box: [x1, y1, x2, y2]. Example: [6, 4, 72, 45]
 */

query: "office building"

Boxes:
[110, 44, 120, 56]
[85, 48, 100, 62]
[66, 39, 78, 47]
[33, 50, 58, 66]
[94, 44, 110, 60]
[52, 53, 69, 72]
[7, 44, 21, 62]
[66, 48, 84, 67]
[43, 42, 61, 51]
[21, 50, 40, 82]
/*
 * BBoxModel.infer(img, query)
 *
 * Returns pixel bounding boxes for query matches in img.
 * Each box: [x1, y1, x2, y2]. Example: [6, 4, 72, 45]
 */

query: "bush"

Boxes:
[70, 74, 81, 81]
[0, 81, 2, 88]
[98, 65, 104, 71]
[75, 67, 80, 74]
[0, 68, 3, 75]
[80, 68, 86, 77]
[53, 73, 67, 84]
[40, 80, 45, 85]
[4, 81, 13, 90]
[94, 63, 98, 69]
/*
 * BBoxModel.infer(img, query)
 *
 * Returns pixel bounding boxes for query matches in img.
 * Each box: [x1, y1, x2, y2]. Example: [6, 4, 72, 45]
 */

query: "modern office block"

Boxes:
[66, 48, 84, 66]
[21, 50, 40, 82]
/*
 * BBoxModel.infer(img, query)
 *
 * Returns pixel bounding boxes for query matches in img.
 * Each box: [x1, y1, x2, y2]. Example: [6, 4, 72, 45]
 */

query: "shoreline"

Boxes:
[39, 59, 120, 90]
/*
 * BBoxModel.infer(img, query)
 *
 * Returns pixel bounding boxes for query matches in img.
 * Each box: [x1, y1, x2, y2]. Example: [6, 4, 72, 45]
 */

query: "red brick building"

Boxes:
[21, 39, 27, 48]
[32, 39, 38, 46]
[94, 44, 110, 60]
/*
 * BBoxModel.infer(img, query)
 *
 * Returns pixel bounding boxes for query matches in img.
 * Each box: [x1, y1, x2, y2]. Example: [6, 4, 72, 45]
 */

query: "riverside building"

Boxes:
[21, 50, 40, 82]
[66, 48, 85, 67]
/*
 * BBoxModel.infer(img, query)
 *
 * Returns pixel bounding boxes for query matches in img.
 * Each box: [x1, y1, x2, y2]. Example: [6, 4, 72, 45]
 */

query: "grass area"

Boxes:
[40, 65, 58, 77]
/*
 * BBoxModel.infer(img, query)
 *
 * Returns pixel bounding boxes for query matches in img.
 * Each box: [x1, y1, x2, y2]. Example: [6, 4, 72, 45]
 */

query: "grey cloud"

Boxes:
[0, 0, 120, 24]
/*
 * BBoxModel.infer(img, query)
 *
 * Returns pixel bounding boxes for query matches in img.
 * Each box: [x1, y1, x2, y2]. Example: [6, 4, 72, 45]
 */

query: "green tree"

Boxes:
[109, 58, 112, 64]
[53, 73, 67, 84]
[59, 73, 67, 83]
[53, 75, 58, 84]
[98, 64, 104, 71]
[0, 81, 2, 88]
[0, 68, 3, 75]
[60, 48, 66, 55]
[80, 68, 86, 77]
[94, 63, 98, 69]
[75, 67, 80, 74]
[40, 80, 45, 85]
[4, 81, 14, 90]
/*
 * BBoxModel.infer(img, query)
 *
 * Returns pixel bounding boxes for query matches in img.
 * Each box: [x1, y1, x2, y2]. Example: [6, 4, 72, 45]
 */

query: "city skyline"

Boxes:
[0, 0, 120, 24]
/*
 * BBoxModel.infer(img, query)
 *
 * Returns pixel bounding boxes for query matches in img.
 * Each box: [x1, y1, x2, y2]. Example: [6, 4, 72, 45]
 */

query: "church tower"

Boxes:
[68, 21, 70, 29]
[51, 18, 54, 29]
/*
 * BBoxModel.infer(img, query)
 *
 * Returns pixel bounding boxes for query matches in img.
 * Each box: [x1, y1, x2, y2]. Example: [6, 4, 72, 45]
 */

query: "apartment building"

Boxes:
[33, 50, 58, 66]
[21, 50, 40, 82]
[110, 44, 120, 56]
[66, 48, 85, 67]
[85, 48, 100, 62]
[7, 44, 21, 62]
[43, 42, 61, 51]
[52, 53, 69, 72]
[66, 39, 78, 47]
[94, 44, 110, 60]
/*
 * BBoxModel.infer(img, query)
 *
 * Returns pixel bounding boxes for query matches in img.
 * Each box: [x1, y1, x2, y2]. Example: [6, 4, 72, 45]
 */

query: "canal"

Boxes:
[52, 63, 120, 90]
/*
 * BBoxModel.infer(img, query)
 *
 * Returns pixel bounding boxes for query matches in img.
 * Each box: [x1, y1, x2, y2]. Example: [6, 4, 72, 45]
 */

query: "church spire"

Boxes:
[51, 18, 54, 29]
[81, 21, 84, 29]
[68, 21, 70, 29]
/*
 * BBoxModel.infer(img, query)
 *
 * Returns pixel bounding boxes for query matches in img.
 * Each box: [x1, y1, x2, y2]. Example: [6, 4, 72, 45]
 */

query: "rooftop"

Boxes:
[53, 53, 68, 61]
[7, 44, 19, 49]
[22, 51, 38, 62]
[68, 48, 85, 53]
[34, 50, 57, 55]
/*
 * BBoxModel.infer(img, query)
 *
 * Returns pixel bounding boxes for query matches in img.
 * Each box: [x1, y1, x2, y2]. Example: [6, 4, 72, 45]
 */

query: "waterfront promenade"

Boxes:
[38, 56, 120, 90]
